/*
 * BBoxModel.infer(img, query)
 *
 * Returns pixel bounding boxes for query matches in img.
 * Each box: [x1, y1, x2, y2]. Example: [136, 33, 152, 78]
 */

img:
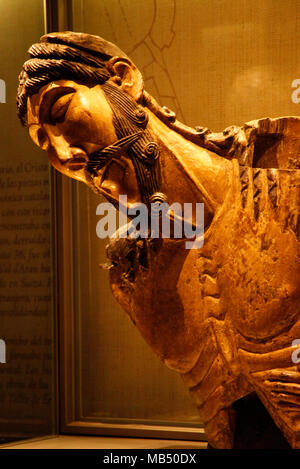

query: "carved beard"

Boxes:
[85, 81, 163, 207]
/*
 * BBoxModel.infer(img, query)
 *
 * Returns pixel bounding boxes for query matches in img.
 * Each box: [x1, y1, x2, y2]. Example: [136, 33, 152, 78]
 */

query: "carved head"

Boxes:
[17, 31, 167, 210]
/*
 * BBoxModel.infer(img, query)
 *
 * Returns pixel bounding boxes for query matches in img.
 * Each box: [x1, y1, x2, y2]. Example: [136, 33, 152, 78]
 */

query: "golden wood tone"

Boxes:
[17, 32, 300, 449]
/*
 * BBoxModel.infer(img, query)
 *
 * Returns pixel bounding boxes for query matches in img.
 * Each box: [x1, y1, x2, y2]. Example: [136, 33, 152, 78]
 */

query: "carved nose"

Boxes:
[58, 150, 73, 163]
[70, 146, 89, 160]
[59, 146, 88, 164]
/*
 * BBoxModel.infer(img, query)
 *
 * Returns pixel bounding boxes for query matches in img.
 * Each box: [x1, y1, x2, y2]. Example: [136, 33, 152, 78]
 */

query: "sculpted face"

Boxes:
[26, 79, 142, 207]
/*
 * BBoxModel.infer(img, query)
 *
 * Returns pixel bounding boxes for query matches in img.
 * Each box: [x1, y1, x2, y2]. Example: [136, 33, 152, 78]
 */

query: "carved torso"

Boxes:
[108, 120, 300, 448]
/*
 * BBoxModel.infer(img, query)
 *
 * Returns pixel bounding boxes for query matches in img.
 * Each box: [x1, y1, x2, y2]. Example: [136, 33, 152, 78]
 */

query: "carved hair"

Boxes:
[18, 31, 290, 169]
[16, 32, 128, 126]
[17, 31, 243, 160]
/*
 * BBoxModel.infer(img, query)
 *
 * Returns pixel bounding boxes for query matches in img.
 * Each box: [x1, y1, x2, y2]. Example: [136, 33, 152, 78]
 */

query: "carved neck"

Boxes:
[146, 109, 233, 215]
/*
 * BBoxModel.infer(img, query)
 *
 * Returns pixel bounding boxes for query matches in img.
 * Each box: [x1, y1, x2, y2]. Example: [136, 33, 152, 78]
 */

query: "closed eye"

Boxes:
[38, 86, 75, 124]
[50, 92, 74, 124]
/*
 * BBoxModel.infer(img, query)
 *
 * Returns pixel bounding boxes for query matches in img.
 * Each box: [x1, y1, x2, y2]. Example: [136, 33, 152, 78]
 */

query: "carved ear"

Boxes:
[107, 57, 144, 102]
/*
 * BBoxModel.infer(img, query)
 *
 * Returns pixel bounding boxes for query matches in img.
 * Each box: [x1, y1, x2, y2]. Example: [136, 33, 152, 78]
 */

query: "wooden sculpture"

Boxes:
[17, 32, 300, 449]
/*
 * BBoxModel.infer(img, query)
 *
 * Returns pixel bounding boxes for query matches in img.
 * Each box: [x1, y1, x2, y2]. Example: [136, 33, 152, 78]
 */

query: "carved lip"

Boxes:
[63, 156, 87, 171]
